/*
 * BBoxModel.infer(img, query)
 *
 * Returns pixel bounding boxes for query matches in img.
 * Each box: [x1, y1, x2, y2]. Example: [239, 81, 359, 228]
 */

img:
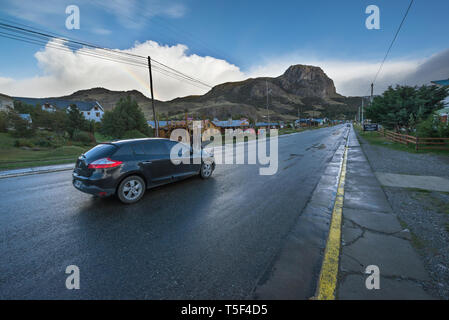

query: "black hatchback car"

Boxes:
[72, 138, 215, 204]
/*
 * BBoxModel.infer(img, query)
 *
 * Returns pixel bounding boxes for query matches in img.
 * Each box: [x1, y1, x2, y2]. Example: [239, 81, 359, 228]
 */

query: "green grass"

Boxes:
[397, 217, 426, 250]
[94, 132, 114, 143]
[355, 127, 449, 156]
[0, 132, 91, 170]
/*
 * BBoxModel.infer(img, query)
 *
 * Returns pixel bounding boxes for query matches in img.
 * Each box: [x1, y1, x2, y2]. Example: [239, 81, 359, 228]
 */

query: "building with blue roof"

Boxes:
[13, 97, 104, 122]
[19, 113, 32, 123]
[431, 79, 449, 87]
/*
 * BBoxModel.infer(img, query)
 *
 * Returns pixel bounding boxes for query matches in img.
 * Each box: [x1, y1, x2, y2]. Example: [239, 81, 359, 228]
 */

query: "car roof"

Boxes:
[105, 137, 171, 146]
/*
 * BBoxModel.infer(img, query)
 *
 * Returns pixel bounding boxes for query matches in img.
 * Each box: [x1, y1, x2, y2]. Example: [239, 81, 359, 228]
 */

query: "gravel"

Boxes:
[357, 132, 449, 300]
[359, 138, 449, 178]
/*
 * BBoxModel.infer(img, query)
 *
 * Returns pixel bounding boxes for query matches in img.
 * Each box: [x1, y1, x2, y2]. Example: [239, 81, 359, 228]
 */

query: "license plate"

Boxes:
[74, 180, 82, 188]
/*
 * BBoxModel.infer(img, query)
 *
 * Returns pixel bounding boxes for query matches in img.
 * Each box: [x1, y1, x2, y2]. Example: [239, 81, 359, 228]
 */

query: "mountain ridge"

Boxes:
[37, 64, 360, 121]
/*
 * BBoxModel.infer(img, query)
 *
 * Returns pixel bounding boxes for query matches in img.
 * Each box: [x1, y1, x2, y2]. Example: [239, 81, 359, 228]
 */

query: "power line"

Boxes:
[0, 19, 213, 89]
[372, 0, 414, 86]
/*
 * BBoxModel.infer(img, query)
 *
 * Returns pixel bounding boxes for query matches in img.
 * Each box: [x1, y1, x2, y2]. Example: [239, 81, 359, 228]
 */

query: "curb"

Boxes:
[0, 164, 75, 179]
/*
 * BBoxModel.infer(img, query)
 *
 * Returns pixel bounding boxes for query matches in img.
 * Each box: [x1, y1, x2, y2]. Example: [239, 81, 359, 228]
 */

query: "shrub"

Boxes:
[14, 139, 35, 148]
[122, 129, 148, 139]
[72, 130, 92, 144]
[0, 111, 8, 132]
[417, 114, 449, 138]
[8, 112, 34, 138]
[100, 96, 150, 138]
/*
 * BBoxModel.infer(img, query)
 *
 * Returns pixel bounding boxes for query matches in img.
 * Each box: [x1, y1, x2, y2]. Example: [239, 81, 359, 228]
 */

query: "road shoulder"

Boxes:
[337, 129, 435, 299]
[0, 163, 74, 179]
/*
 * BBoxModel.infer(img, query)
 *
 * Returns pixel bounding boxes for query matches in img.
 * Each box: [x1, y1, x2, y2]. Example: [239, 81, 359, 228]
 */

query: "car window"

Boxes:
[131, 142, 146, 156]
[84, 144, 117, 160]
[144, 140, 169, 155]
[113, 144, 133, 156]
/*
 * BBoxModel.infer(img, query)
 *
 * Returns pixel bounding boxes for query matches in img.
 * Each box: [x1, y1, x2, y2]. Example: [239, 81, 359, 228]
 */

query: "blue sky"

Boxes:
[0, 0, 448, 99]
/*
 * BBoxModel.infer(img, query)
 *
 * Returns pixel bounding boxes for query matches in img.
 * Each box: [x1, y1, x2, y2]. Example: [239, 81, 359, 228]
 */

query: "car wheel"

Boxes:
[117, 175, 146, 204]
[200, 161, 213, 179]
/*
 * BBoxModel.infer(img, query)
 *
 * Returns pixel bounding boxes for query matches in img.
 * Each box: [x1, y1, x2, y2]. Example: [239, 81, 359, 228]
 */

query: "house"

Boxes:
[19, 114, 32, 124]
[41, 103, 57, 112]
[14, 97, 104, 122]
[431, 79, 449, 106]
[67, 102, 104, 122]
[212, 119, 250, 134]
[256, 122, 280, 129]
[0, 93, 14, 112]
[436, 106, 449, 124]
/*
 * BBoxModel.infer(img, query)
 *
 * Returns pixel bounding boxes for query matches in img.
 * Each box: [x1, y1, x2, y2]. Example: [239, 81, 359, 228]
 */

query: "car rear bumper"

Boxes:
[72, 177, 115, 197]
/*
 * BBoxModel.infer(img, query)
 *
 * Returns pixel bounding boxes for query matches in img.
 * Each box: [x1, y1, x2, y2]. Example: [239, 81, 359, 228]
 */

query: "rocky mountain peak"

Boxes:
[277, 64, 338, 98]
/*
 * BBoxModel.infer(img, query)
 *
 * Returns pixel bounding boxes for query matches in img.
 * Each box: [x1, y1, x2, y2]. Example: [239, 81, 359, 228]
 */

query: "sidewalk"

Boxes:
[336, 129, 435, 299]
[0, 163, 74, 179]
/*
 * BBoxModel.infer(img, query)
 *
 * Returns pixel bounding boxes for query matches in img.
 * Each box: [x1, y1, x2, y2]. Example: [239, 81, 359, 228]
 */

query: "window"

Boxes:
[84, 144, 117, 161]
[143, 140, 169, 155]
[113, 144, 132, 156]
[96, 112, 100, 117]
[132, 142, 146, 156]
[87, 112, 90, 115]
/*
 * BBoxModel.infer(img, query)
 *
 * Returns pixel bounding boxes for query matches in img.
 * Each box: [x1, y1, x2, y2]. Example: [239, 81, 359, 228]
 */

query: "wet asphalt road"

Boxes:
[0, 125, 347, 299]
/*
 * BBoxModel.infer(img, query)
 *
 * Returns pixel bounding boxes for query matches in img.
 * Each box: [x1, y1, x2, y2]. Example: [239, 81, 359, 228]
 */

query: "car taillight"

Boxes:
[88, 158, 123, 169]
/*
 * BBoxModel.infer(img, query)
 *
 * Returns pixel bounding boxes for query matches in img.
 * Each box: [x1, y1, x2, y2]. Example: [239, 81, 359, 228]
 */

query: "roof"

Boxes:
[19, 113, 32, 122]
[431, 79, 449, 87]
[110, 138, 169, 145]
[147, 121, 169, 127]
[437, 106, 449, 116]
[13, 97, 103, 111]
[256, 122, 279, 126]
[0, 93, 13, 100]
[212, 120, 249, 128]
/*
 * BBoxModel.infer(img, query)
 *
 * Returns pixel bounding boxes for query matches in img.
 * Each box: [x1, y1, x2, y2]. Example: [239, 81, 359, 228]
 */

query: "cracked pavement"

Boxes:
[337, 129, 436, 300]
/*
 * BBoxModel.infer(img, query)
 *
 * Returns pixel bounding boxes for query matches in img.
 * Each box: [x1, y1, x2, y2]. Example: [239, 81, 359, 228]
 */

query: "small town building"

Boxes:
[19, 113, 32, 124]
[431, 79, 449, 124]
[437, 106, 449, 124]
[256, 122, 280, 129]
[14, 97, 104, 122]
[0, 93, 14, 112]
[212, 119, 250, 134]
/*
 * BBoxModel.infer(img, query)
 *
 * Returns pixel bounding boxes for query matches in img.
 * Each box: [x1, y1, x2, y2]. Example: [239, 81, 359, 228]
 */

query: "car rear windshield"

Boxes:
[84, 144, 117, 160]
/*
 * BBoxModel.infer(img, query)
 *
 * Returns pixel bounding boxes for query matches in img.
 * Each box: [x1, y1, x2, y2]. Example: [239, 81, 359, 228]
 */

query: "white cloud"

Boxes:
[246, 49, 449, 96]
[0, 37, 447, 101]
[0, 40, 245, 100]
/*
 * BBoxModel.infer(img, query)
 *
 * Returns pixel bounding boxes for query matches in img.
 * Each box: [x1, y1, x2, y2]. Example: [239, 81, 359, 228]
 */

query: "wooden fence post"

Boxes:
[415, 136, 419, 151]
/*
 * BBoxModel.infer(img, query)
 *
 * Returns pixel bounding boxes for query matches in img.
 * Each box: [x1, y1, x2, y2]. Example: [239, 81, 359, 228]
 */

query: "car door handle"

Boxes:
[141, 161, 152, 164]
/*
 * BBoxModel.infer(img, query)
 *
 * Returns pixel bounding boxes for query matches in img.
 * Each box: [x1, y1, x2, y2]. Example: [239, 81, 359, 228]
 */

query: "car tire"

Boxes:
[117, 175, 146, 204]
[200, 161, 214, 179]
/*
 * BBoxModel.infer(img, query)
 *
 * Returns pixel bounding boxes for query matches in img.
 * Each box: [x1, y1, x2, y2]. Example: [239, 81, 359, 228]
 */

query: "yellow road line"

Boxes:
[315, 146, 348, 300]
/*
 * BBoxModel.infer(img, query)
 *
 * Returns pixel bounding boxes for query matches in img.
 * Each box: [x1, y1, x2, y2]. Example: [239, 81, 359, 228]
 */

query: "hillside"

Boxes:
[52, 64, 360, 121]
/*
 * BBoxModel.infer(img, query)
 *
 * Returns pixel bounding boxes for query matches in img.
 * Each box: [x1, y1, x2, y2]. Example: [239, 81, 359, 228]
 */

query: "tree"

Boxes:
[8, 111, 34, 137]
[100, 96, 150, 138]
[0, 111, 9, 132]
[66, 104, 87, 139]
[366, 85, 448, 131]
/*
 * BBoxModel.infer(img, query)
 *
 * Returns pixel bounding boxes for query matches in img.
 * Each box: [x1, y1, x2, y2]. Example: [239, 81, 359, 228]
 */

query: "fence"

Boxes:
[379, 128, 449, 151]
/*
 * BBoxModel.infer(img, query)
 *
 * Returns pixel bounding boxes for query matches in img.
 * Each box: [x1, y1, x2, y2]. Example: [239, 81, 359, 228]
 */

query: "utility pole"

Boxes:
[370, 83, 374, 103]
[266, 80, 270, 126]
[361, 97, 364, 124]
[148, 56, 158, 137]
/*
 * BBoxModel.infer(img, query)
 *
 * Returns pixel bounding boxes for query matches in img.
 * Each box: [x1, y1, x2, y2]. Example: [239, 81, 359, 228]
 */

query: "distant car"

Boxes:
[72, 138, 215, 204]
